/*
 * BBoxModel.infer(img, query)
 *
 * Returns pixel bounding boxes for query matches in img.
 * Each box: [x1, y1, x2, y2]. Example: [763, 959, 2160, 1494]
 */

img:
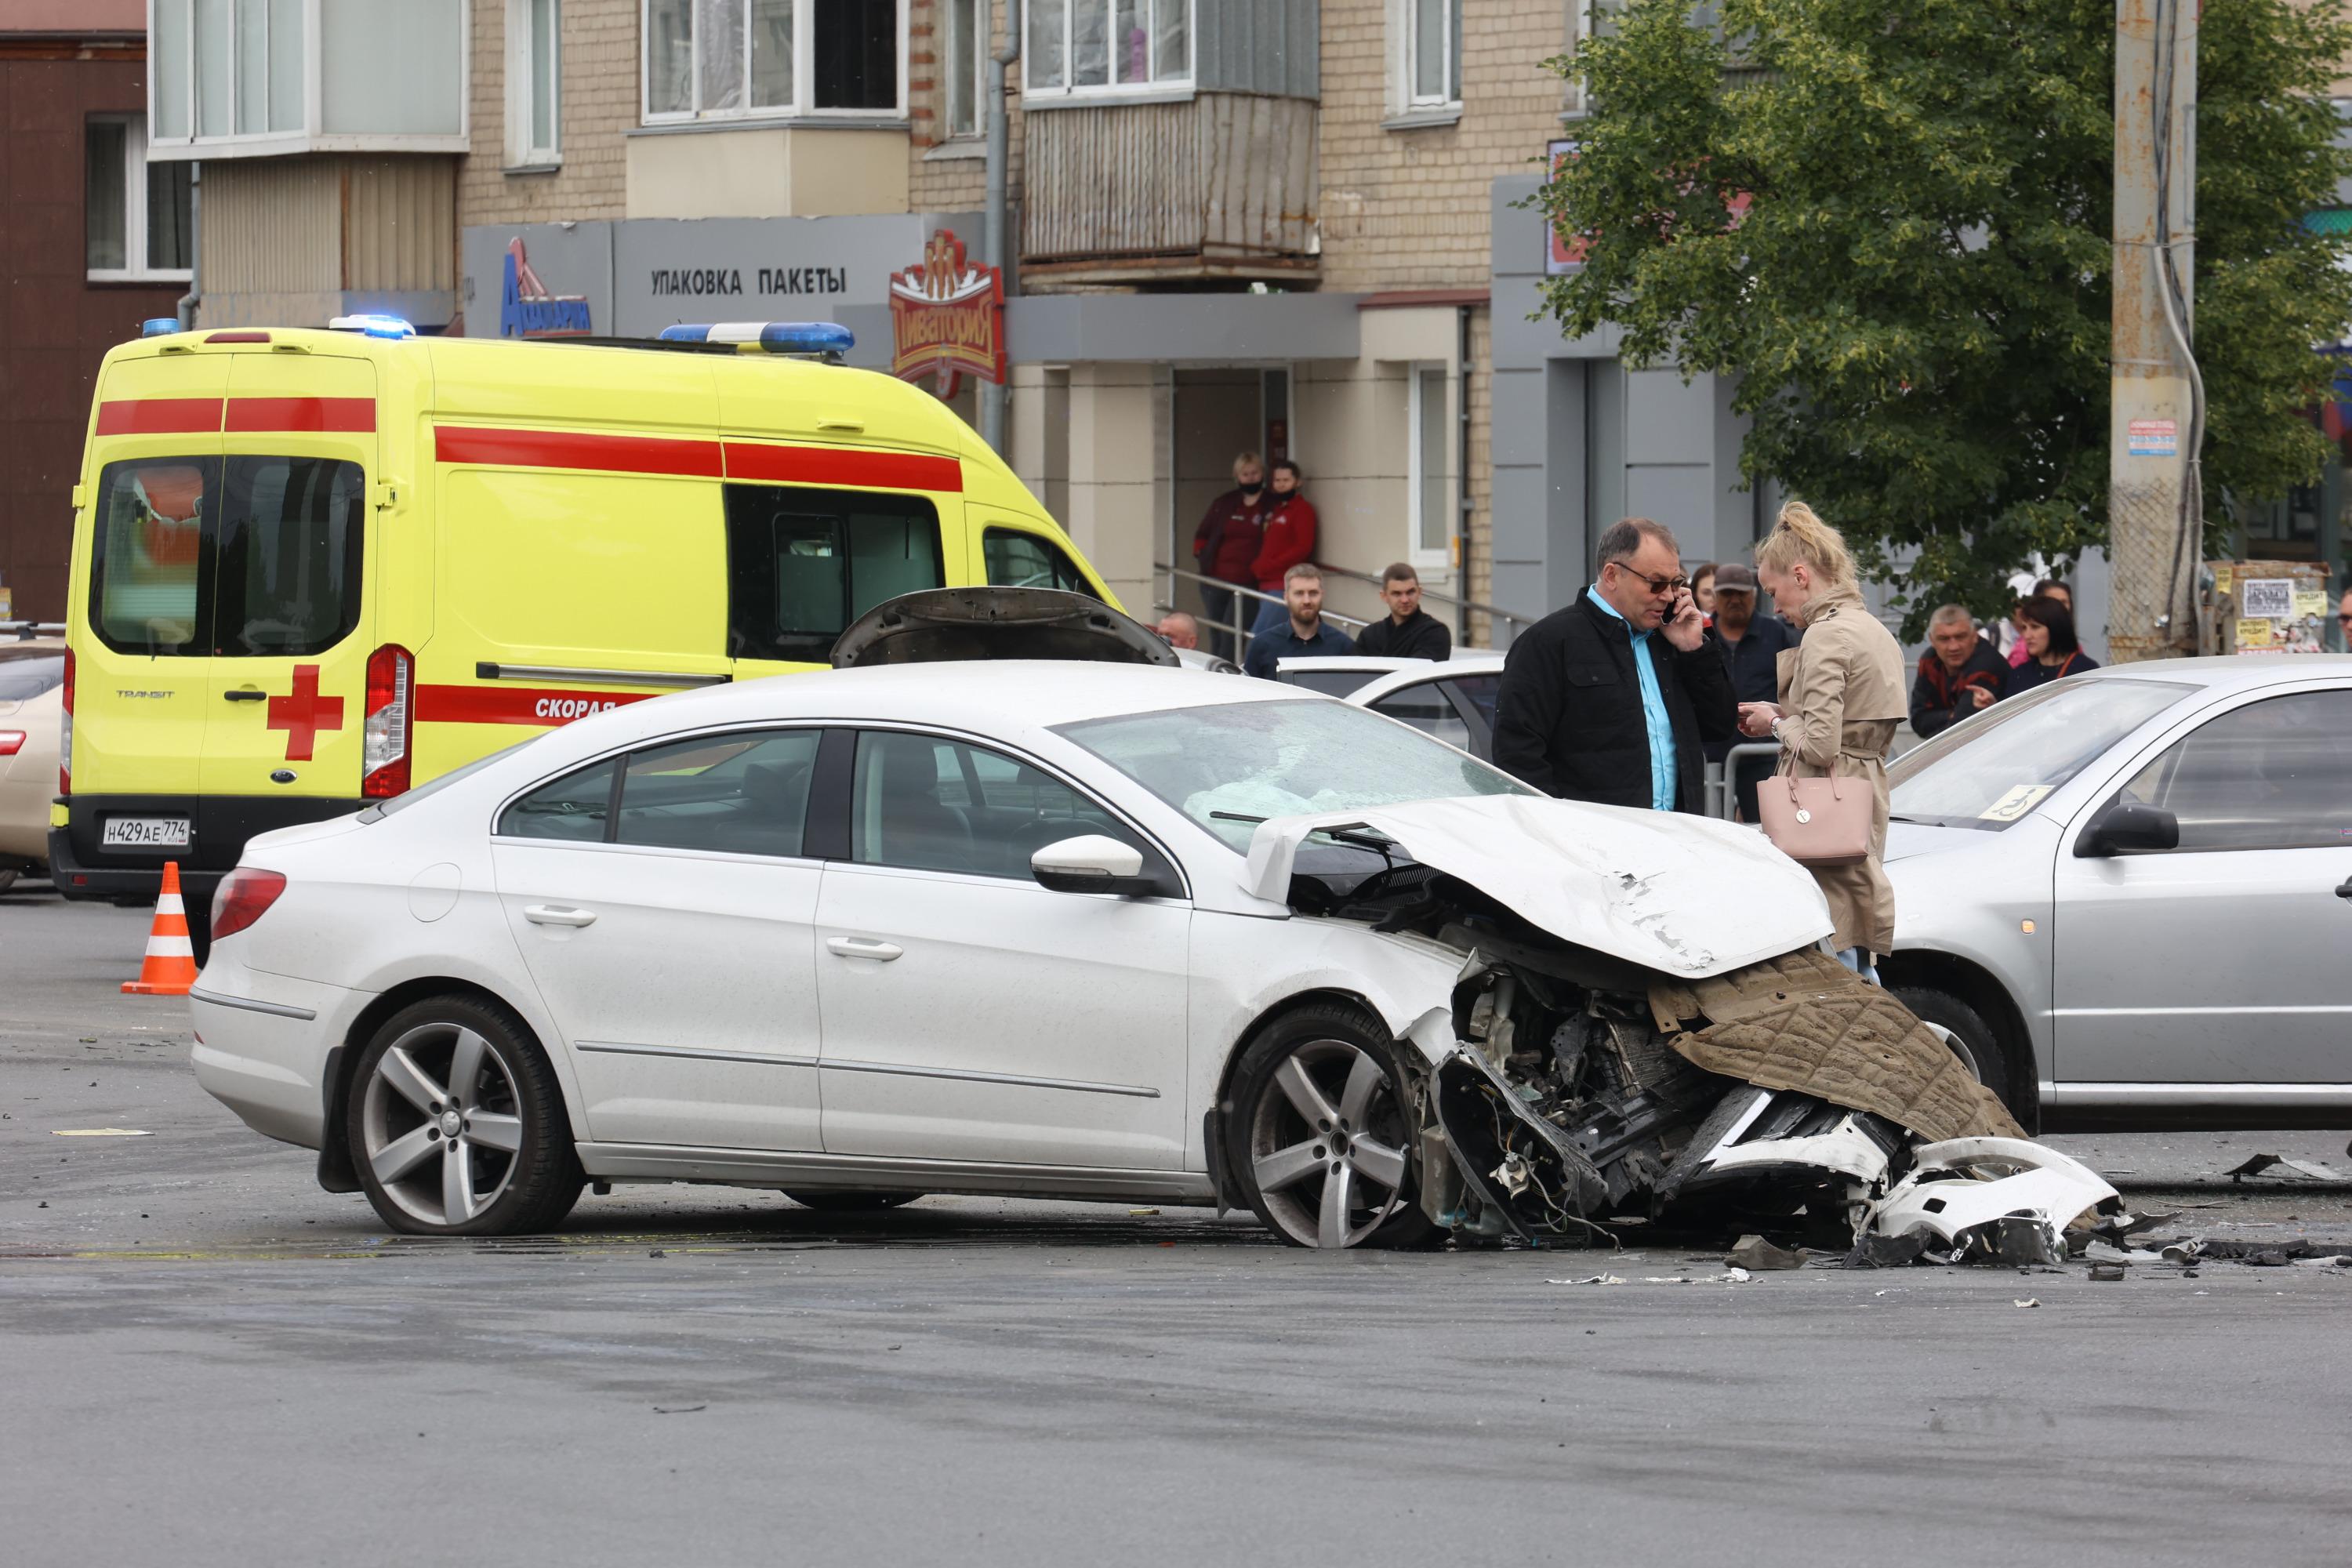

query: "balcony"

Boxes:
[1020, 93, 1319, 288]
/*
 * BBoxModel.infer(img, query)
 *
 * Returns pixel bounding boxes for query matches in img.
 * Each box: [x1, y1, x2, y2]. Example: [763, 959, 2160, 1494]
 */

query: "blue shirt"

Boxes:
[1585, 585, 1677, 811]
[1244, 619, 1356, 679]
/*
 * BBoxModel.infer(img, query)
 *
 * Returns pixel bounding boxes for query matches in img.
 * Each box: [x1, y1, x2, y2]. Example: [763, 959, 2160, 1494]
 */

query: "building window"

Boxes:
[86, 117, 194, 282]
[149, 0, 310, 144]
[1408, 365, 1453, 566]
[942, 0, 986, 139]
[1025, 0, 1190, 97]
[1406, 0, 1460, 108]
[506, 0, 562, 165]
[644, 0, 902, 122]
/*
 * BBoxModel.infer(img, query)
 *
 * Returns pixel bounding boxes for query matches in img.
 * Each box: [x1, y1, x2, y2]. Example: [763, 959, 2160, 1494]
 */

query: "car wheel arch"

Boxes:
[1876, 949, 2038, 1131]
[1208, 987, 1417, 1192]
[318, 977, 580, 1193]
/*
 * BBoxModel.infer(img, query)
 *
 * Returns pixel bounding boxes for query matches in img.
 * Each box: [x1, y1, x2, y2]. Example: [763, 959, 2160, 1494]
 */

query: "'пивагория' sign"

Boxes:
[888, 230, 1004, 398]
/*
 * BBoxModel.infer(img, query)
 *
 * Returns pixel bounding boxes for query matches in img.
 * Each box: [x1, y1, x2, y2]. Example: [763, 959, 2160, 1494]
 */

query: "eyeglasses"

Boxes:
[2339, 612, 2352, 624]
[1604, 561, 1690, 596]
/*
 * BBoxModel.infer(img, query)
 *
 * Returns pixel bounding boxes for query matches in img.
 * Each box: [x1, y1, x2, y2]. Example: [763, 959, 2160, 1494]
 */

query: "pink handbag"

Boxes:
[1758, 771, 1872, 866]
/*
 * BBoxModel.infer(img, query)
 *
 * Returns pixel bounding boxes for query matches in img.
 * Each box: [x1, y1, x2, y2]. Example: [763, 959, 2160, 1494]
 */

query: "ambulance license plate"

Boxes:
[102, 817, 191, 850]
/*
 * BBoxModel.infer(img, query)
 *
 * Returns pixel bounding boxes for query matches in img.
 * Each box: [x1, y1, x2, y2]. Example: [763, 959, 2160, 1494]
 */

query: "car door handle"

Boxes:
[826, 936, 902, 961]
[523, 905, 597, 927]
[223, 688, 267, 702]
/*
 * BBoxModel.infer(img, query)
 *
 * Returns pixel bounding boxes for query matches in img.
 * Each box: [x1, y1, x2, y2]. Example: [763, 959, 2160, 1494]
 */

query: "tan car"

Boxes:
[0, 636, 66, 892]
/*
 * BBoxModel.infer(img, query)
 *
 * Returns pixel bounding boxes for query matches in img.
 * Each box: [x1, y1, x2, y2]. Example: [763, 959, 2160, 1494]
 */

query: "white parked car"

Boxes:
[191, 596, 2003, 1250]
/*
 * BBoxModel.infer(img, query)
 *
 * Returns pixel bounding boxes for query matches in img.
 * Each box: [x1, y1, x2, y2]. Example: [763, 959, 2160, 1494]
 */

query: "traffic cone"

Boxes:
[122, 861, 200, 996]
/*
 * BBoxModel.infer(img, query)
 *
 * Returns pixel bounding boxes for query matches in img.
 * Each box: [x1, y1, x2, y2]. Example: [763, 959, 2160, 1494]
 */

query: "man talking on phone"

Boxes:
[1491, 517, 1737, 813]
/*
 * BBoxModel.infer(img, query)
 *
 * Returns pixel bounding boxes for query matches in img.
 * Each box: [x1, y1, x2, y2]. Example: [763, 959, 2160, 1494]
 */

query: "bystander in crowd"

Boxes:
[2004, 597, 2098, 691]
[1737, 503, 1906, 982]
[1189, 452, 1269, 658]
[1490, 517, 1734, 811]
[1155, 612, 1200, 651]
[1247, 461, 1320, 638]
[1908, 604, 2008, 737]
[1243, 564, 1354, 678]
[1708, 562, 1795, 820]
[1691, 562, 1719, 624]
[1352, 563, 1452, 659]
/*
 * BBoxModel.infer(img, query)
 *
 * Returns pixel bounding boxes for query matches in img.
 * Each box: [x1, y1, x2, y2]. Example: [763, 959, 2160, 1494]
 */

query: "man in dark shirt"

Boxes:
[1910, 604, 2008, 737]
[1243, 564, 1355, 678]
[1352, 562, 1453, 660]
[1490, 517, 1737, 812]
[1708, 563, 1797, 820]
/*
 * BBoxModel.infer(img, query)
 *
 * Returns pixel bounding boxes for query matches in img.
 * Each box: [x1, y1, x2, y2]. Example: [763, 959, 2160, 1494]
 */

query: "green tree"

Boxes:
[1535, 0, 2352, 630]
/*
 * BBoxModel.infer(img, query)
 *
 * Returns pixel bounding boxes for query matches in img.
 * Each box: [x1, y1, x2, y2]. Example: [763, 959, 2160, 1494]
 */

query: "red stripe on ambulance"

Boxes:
[225, 397, 376, 433]
[96, 398, 223, 435]
[432, 426, 725, 477]
[722, 441, 962, 493]
[413, 684, 662, 727]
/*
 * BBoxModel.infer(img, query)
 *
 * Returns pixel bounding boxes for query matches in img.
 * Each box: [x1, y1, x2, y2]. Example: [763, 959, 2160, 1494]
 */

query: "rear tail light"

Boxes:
[0, 731, 24, 757]
[362, 643, 412, 798]
[211, 867, 288, 942]
[59, 647, 73, 796]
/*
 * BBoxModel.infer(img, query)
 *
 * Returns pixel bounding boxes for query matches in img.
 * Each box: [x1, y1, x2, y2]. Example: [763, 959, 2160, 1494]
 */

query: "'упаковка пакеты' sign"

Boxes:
[648, 267, 850, 297]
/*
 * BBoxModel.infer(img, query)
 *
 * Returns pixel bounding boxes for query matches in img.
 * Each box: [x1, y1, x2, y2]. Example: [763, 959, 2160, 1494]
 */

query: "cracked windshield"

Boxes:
[1058, 697, 1531, 850]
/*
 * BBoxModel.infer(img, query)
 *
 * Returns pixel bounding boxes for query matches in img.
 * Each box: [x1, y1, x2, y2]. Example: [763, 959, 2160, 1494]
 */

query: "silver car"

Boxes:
[1880, 656, 2352, 1131]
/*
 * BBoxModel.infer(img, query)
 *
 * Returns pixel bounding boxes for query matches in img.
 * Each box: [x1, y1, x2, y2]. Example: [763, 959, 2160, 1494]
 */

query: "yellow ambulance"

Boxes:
[55, 316, 1113, 953]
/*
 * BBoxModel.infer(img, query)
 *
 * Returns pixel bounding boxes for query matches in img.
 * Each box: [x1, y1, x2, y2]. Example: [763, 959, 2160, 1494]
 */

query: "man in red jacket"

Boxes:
[1190, 452, 1269, 659]
[1248, 460, 1319, 638]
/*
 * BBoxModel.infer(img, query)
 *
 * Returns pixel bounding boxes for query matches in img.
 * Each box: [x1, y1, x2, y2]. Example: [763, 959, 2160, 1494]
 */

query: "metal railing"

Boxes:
[1704, 742, 1783, 822]
[1306, 562, 1541, 641]
[1155, 564, 1369, 657]
[1, 622, 66, 641]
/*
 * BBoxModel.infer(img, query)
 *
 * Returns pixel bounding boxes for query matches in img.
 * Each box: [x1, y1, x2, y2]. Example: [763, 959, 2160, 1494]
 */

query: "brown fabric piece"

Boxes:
[1651, 951, 2025, 1142]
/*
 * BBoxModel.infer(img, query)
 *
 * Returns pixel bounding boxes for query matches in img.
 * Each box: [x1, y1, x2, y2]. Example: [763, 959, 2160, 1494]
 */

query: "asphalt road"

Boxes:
[6, 886, 2351, 1567]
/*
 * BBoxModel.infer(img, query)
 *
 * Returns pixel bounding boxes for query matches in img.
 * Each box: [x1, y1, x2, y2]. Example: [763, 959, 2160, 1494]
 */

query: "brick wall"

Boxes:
[906, 0, 1015, 214]
[1318, 0, 1570, 293]
[459, 0, 633, 227]
[0, 50, 182, 621]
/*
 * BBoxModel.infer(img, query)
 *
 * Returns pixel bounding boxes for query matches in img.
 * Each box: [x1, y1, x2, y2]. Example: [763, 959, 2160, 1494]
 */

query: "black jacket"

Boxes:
[1491, 588, 1739, 813]
[1354, 608, 1452, 661]
[1908, 641, 2010, 738]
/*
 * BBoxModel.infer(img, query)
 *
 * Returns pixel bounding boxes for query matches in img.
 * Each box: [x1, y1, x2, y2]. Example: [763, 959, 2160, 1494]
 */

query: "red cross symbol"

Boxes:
[266, 663, 346, 762]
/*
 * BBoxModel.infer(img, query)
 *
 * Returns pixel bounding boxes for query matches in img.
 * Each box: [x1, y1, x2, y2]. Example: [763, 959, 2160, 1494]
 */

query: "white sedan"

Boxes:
[190, 660, 1851, 1247]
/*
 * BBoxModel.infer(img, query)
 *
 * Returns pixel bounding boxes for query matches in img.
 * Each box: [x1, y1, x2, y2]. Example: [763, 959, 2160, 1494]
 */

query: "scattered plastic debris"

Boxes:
[49, 1128, 152, 1138]
[2224, 1153, 2346, 1183]
[2013, 1298, 2041, 1308]
[1548, 1274, 1627, 1285]
[1726, 1234, 1807, 1272]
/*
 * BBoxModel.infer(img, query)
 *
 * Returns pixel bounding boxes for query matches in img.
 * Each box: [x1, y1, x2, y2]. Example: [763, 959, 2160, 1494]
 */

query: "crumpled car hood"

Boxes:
[1245, 794, 1833, 978]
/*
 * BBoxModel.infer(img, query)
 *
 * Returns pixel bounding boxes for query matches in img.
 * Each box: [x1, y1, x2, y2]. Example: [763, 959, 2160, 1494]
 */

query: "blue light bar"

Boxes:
[658, 321, 855, 356]
[140, 318, 182, 338]
[327, 314, 416, 339]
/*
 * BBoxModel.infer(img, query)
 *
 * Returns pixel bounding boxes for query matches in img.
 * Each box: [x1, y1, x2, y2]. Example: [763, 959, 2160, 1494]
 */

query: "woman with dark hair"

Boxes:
[1691, 562, 1719, 622]
[2004, 597, 2100, 693]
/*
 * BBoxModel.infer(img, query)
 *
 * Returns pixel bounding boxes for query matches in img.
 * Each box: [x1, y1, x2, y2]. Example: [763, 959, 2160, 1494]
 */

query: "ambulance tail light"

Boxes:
[59, 646, 73, 797]
[361, 644, 413, 799]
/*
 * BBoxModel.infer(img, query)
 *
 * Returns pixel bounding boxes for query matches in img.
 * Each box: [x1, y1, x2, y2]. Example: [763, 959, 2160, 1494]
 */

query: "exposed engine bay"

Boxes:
[1278, 821, 2114, 1258]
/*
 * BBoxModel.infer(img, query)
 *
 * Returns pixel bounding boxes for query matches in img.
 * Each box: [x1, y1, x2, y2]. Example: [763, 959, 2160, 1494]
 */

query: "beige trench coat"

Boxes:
[1771, 587, 1908, 956]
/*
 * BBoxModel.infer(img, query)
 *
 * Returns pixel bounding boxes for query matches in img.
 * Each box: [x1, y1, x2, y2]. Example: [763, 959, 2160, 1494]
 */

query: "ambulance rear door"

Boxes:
[76, 350, 232, 802]
[198, 351, 379, 803]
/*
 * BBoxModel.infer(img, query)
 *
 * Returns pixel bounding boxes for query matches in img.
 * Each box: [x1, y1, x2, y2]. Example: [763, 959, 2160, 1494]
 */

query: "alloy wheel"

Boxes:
[359, 1022, 528, 1229]
[1247, 1037, 1412, 1248]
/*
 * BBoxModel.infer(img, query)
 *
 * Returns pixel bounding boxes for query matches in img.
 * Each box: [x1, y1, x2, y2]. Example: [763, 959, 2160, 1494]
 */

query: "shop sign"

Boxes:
[887, 230, 1005, 397]
[500, 238, 592, 338]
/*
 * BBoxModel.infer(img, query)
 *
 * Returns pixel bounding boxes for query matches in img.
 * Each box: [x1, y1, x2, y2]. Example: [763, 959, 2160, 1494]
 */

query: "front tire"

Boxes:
[347, 996, 582, 1236]
[1893, 985, 2015, 1114]
[1228, 1002, 1434, 1250]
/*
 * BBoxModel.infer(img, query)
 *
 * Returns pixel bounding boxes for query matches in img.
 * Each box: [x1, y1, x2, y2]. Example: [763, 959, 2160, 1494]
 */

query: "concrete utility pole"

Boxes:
[2106, 0, 2203, 663]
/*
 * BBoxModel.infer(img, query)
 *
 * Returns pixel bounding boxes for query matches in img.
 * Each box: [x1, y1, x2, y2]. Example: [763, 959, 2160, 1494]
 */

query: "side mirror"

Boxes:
[2074, 800, 2180, 858]
[1031, 834, 1158, 897]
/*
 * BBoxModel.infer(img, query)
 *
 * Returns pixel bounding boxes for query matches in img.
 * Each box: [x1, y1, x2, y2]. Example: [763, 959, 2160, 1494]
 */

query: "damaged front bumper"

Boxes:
[1413, 944, 2058, 1254]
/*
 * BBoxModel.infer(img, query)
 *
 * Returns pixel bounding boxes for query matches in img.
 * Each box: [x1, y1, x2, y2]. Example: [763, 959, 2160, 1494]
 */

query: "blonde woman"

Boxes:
[1735, 503, 1907, 980]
